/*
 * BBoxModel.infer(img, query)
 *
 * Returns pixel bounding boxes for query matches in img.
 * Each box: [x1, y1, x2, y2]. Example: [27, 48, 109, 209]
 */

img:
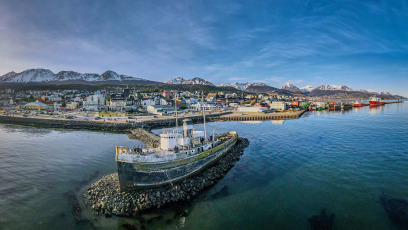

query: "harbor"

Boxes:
[0, 102, 407, 229]
[0, 109, 307, 131]
[1, 0, 407, 228]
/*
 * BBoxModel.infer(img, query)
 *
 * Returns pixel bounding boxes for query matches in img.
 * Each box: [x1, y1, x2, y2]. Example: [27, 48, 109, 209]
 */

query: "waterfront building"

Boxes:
[270, 101, 288, 110]
[146, 105, 176, 115]
[24, 101, 48, 110]
[237, 106, 268, 113]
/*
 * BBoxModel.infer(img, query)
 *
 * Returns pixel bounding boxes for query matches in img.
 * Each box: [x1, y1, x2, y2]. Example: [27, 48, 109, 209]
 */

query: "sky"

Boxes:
[0, 0, 407, 96]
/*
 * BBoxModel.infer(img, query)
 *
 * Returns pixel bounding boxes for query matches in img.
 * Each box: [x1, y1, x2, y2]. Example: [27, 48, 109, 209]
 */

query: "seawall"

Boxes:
[0, 113, 228, 132]
[0, 110, 306, 132]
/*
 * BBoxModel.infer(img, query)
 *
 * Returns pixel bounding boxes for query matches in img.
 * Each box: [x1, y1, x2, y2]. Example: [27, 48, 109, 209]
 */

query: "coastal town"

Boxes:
[0, 83, 403, 126]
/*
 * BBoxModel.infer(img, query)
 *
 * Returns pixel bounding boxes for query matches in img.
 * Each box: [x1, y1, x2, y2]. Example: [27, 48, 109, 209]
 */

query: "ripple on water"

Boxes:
[0, 103, 408, 229]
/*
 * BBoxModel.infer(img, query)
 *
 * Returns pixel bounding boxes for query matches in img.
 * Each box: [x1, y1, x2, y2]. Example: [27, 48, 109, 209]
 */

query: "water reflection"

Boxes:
[369, 105, 385, 115]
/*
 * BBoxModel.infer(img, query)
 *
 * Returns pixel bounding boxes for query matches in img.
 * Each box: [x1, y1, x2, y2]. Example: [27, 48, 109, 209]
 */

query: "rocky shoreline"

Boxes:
[84, 137, 249, 217]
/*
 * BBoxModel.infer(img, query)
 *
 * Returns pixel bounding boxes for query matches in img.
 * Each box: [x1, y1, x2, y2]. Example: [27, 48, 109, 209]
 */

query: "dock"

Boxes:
[218, 110, 306, 121]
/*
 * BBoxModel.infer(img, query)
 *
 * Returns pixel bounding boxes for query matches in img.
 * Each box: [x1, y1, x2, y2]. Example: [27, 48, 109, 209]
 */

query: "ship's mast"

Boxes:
[202, 91, 207, 141]
[174, 91, 179, 150]
[212, 126, 215, 142]
[174, 91, 178, 131]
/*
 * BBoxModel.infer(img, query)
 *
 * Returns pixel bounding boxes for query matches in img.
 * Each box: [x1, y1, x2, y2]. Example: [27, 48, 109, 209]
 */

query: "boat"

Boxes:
[115, 93, 238, 189]
[353, 100, 366, 107]
[369, 96, 385, 106]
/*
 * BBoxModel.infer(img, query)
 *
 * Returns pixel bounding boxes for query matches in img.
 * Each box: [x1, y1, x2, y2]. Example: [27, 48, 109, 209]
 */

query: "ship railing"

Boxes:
[161, 129, 182, 135]
[126, 145, 149, 154]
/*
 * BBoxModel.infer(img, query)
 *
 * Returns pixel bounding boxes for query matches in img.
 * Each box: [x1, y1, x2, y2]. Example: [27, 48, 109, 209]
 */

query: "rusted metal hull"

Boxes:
[117, 134, 238, 189]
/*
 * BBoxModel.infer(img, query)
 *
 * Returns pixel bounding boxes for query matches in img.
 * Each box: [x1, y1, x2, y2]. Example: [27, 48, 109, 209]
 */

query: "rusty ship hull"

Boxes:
[116, 131, 238, 189]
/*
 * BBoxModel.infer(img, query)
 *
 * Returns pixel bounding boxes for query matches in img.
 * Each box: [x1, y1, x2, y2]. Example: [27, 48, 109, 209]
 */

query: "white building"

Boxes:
[270, 101, 288, 110]
[47, 95, 62, 101]
[237, 106, 267, 113]
[147, 105, 176, 115]
[191, 101, 219, 111]
[83, 94, 105, 111]
[142, 98, 159, 107]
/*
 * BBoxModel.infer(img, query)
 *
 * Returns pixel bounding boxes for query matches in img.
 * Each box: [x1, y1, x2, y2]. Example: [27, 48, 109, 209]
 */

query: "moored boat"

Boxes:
[369, 96, 385, 105]
[116, 120, 238, 189]
[115, 92, 239, 190]
[354, 100, 366, 107]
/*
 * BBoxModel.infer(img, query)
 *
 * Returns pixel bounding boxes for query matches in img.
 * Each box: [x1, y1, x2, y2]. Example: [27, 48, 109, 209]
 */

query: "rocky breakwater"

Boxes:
[127, 128, 160, 148]
[85, 137, 249, 216]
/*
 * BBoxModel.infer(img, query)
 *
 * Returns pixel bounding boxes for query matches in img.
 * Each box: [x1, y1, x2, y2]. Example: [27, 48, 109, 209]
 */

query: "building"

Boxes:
[146, 105, 176, 115]
[142, 97, 159, 107]
[46, 95, 62, 101]
[270, 101, 288, 110]
[83, 93, 105, 111]
[24, 101, 48, 110]
[237, 106, 268, 113]
[162, 91, 174, 98]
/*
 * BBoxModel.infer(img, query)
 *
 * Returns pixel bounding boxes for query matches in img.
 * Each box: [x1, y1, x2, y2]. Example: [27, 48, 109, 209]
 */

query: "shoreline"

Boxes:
[0, 110, 306, 132]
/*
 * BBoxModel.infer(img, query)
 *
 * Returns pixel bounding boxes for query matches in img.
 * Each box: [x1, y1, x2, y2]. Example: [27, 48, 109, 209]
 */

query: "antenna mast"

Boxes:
[202, 91, 207, 141]
[175, 90, 178, 131]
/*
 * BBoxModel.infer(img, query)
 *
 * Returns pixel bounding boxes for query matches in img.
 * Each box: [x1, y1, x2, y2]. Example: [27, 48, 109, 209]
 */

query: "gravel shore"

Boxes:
[84, 137, 249, 216]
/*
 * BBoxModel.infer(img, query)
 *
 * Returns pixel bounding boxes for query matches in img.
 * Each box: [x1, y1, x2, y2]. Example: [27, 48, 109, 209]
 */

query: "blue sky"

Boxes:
[0, 0, 407, 95]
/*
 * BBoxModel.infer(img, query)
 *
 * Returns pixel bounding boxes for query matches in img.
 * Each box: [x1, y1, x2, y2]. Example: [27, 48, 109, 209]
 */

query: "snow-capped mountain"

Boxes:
[358, 89, 391, 96]
[300, 85, 315, 93]
[54, 71, 99, 81]
[314, 85, 353, 91]
[166, 77, 214, 86]
[280, 82, 301, 93]
[0, 69, 153, 83]
[217, 82, 269, 91]
[1, 69, 55, 83]
[217, 82, 248, 90]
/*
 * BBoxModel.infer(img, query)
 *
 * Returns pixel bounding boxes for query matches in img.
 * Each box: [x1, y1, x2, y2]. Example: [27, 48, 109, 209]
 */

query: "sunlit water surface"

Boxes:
[0, 103, 407, 230]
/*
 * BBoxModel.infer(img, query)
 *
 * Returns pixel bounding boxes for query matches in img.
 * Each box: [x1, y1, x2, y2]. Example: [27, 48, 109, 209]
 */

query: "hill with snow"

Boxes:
[280, 82, 302, 93]
[166, 77, 214, 86]
[314, 85, 353, 91]
[300, 85, 314, 93]
[0, 69, 159, 84]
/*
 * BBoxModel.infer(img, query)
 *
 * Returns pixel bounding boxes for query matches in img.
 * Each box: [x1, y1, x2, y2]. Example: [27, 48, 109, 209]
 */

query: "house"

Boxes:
[160, 98, 173, 106]
[66, 102, 79, 110]
[142, 97, 160, 107]
[109, 90, 135, 110]
[191, 101, 219, 111]
[162, 91, 174, 98]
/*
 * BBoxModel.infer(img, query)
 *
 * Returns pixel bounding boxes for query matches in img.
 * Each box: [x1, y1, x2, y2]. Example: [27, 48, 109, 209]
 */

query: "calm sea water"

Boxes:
[0, 103, 407, 230]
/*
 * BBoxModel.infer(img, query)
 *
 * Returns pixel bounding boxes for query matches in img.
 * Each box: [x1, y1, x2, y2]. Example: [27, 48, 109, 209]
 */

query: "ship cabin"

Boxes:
[117, 118, 228, 159]
[159, 119, 207, 151]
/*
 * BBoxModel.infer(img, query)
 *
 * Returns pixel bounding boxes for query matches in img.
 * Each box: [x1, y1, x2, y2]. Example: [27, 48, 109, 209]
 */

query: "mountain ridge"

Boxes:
[0, 68, 159, 84]
[281, 82, 302, 93]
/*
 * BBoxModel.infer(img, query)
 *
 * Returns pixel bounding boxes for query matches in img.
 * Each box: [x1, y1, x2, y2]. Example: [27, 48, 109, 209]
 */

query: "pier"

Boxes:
[219, 110, 306, 121]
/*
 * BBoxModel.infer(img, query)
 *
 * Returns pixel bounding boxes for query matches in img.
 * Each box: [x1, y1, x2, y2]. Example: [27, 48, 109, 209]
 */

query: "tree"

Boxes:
[62, 101, 66, 107]
[28, 95, 35, 102]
